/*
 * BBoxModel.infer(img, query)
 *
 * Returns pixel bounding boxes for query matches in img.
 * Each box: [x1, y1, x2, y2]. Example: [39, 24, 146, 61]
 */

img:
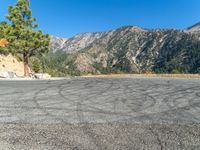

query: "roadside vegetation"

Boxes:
[0, 0, 50, 77]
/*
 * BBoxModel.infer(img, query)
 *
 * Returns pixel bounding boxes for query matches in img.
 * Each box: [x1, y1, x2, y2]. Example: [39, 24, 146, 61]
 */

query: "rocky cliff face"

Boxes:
[0, 54, 29, 76]
[49, 23, 200, 74]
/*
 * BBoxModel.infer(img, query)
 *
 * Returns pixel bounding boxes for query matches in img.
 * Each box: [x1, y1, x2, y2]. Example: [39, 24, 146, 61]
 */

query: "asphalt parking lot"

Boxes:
[0, 77, 200, 149]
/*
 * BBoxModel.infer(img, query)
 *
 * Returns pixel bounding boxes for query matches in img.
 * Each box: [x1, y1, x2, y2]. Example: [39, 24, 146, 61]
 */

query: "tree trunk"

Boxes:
[23, 53, 30, 77]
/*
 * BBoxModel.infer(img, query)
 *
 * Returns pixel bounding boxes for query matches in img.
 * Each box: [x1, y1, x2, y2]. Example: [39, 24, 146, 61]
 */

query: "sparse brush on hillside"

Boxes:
[153, 33, 200, 73]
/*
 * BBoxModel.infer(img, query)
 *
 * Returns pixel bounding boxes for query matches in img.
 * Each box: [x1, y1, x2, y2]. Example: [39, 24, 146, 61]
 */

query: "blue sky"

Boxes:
[0, 0, 200, 37]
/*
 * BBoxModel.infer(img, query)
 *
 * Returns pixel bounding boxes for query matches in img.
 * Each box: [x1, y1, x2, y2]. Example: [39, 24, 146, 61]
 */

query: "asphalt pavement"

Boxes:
[0, 77, 200, 149]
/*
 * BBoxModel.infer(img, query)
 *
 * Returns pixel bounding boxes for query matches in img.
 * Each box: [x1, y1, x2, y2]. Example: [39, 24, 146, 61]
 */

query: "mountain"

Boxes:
[187, 22, 200, 34]
[48, 24, 200, 75]
[50, 32, 104, 53]
[50, 36, 68, 52]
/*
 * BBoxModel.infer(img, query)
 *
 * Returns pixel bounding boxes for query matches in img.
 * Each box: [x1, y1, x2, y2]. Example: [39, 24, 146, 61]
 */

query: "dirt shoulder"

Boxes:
[81, 74, 200, 79]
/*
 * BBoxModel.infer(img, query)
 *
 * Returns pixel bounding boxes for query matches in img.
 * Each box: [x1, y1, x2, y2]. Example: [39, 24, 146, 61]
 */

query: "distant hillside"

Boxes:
[47, 23, 200, 76]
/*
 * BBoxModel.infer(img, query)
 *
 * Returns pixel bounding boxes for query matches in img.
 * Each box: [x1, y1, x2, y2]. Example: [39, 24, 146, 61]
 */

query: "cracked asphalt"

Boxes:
[0, 77, 200, 149]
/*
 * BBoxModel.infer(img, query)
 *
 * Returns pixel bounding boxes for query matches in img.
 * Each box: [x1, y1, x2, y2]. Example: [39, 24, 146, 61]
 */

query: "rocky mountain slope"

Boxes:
[49, 23, 200, 75]
[187, 22, 200, 34]
[50, 32, 104, 53]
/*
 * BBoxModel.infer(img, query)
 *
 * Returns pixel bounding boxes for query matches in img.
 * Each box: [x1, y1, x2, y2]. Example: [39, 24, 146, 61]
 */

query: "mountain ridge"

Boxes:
[47, 22, 200, 75]
[186, 22, 200, 34]
[50, 25, 190, 53]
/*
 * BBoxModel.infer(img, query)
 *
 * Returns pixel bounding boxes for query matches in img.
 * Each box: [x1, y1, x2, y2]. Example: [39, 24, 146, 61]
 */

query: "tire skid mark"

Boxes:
[31, 80, 70, 124]
[57, 78, 113, 149]
[107, 79, 143, 148]
[120, 79, 156, 116]
[0, 85, 25, 123]
[75, 78, 116, 149]
[128, 100, 200, 123]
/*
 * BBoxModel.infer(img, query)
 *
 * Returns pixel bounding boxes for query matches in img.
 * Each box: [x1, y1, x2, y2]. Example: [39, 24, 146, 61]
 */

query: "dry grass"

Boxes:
[82, 73, 200, 79]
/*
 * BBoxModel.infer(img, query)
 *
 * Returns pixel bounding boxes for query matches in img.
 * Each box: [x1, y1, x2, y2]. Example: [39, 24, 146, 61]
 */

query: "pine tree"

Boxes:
[2, 0, 50, 77]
